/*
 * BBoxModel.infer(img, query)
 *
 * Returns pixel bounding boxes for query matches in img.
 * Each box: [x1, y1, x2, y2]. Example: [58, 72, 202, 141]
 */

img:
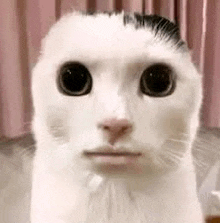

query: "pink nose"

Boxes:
[98, 118, 133, 144]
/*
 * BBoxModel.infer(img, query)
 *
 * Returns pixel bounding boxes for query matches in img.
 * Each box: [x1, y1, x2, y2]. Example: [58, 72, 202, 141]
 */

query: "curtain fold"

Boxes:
[0, 0, 219, 139]
[0, 0, 28, 138]
[202, 1, 220, 127]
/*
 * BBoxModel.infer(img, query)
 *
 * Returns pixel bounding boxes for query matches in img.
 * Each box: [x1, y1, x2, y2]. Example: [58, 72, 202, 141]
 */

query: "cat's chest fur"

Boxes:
[81, 174, 200, 223]
[31, 162, 203, 223]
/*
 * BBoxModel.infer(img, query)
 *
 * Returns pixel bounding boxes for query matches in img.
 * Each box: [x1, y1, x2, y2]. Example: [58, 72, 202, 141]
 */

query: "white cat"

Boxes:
[31, 11, 204, 223]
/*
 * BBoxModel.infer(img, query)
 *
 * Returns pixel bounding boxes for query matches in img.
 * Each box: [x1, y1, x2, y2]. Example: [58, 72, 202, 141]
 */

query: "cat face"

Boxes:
[32, 12, 203, 176]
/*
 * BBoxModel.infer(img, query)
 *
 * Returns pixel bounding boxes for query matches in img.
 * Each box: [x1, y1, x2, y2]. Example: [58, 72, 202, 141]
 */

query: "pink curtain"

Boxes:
[0, 0, 219, 139]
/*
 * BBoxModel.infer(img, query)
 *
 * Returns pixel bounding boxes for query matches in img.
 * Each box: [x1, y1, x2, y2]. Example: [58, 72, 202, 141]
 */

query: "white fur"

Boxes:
[31, 12, 204, 222]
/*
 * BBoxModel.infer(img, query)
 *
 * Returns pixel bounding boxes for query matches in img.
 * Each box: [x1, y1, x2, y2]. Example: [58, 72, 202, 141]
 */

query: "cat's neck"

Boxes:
[69, 166, 203, 223]
[32, 152, 203, 223]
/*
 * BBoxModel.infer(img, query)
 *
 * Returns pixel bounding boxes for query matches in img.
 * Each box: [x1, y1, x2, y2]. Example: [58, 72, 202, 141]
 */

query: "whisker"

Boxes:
[192, 148, 208, 155]
[193, 145, 220, 154]
[194, 138, 220, 147]
[167, 138, 189, 144]
[193, 157, 209, 169]
[177, 132, 190, 136]
[155, 155, 169, 168]
[164, 148, 184, 157]
[158, 150, 181, 168]
[164, 149, 183, 161]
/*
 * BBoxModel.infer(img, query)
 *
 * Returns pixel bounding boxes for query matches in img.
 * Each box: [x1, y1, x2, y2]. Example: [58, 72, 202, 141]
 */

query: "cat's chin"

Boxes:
[81, 158, 167, 178]
[89, 155, 141, 165]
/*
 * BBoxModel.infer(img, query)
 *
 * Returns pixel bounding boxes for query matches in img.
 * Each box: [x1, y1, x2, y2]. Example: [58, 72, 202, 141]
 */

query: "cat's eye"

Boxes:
[58, 62, 92, 96]
[140, 64, 175, 97]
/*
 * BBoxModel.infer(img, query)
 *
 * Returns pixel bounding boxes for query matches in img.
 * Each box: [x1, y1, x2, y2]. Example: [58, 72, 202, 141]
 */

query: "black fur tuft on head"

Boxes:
[123, 13, 185, 49]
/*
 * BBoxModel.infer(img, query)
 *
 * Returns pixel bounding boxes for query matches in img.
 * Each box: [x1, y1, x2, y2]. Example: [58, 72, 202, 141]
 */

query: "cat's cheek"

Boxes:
[158, 109, 190, 137]
[46, 116, 70, 143]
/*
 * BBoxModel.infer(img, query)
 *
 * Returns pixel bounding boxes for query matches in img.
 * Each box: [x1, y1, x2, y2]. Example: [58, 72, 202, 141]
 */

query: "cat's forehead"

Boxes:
[42, 12, 186, 61]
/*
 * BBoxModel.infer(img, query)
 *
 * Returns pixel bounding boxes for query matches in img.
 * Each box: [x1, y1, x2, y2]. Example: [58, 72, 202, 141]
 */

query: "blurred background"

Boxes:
[0, 0, 220, 222]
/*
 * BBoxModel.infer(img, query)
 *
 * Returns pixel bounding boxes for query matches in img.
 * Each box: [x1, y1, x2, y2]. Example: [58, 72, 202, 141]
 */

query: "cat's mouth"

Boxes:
[83, 151, 142, 157]
[83, 150, 142, 165]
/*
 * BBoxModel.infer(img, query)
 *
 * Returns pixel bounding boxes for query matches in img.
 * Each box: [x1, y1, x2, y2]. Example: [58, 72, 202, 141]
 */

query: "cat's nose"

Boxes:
[98, 118, 133, 144]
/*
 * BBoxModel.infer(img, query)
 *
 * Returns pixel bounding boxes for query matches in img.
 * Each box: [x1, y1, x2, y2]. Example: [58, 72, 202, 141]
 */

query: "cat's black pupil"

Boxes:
[141, 64, 173, 97]
[59, 63, 92, 96]
[145, 66, 170, 93]
[63, 68, 87, 92]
